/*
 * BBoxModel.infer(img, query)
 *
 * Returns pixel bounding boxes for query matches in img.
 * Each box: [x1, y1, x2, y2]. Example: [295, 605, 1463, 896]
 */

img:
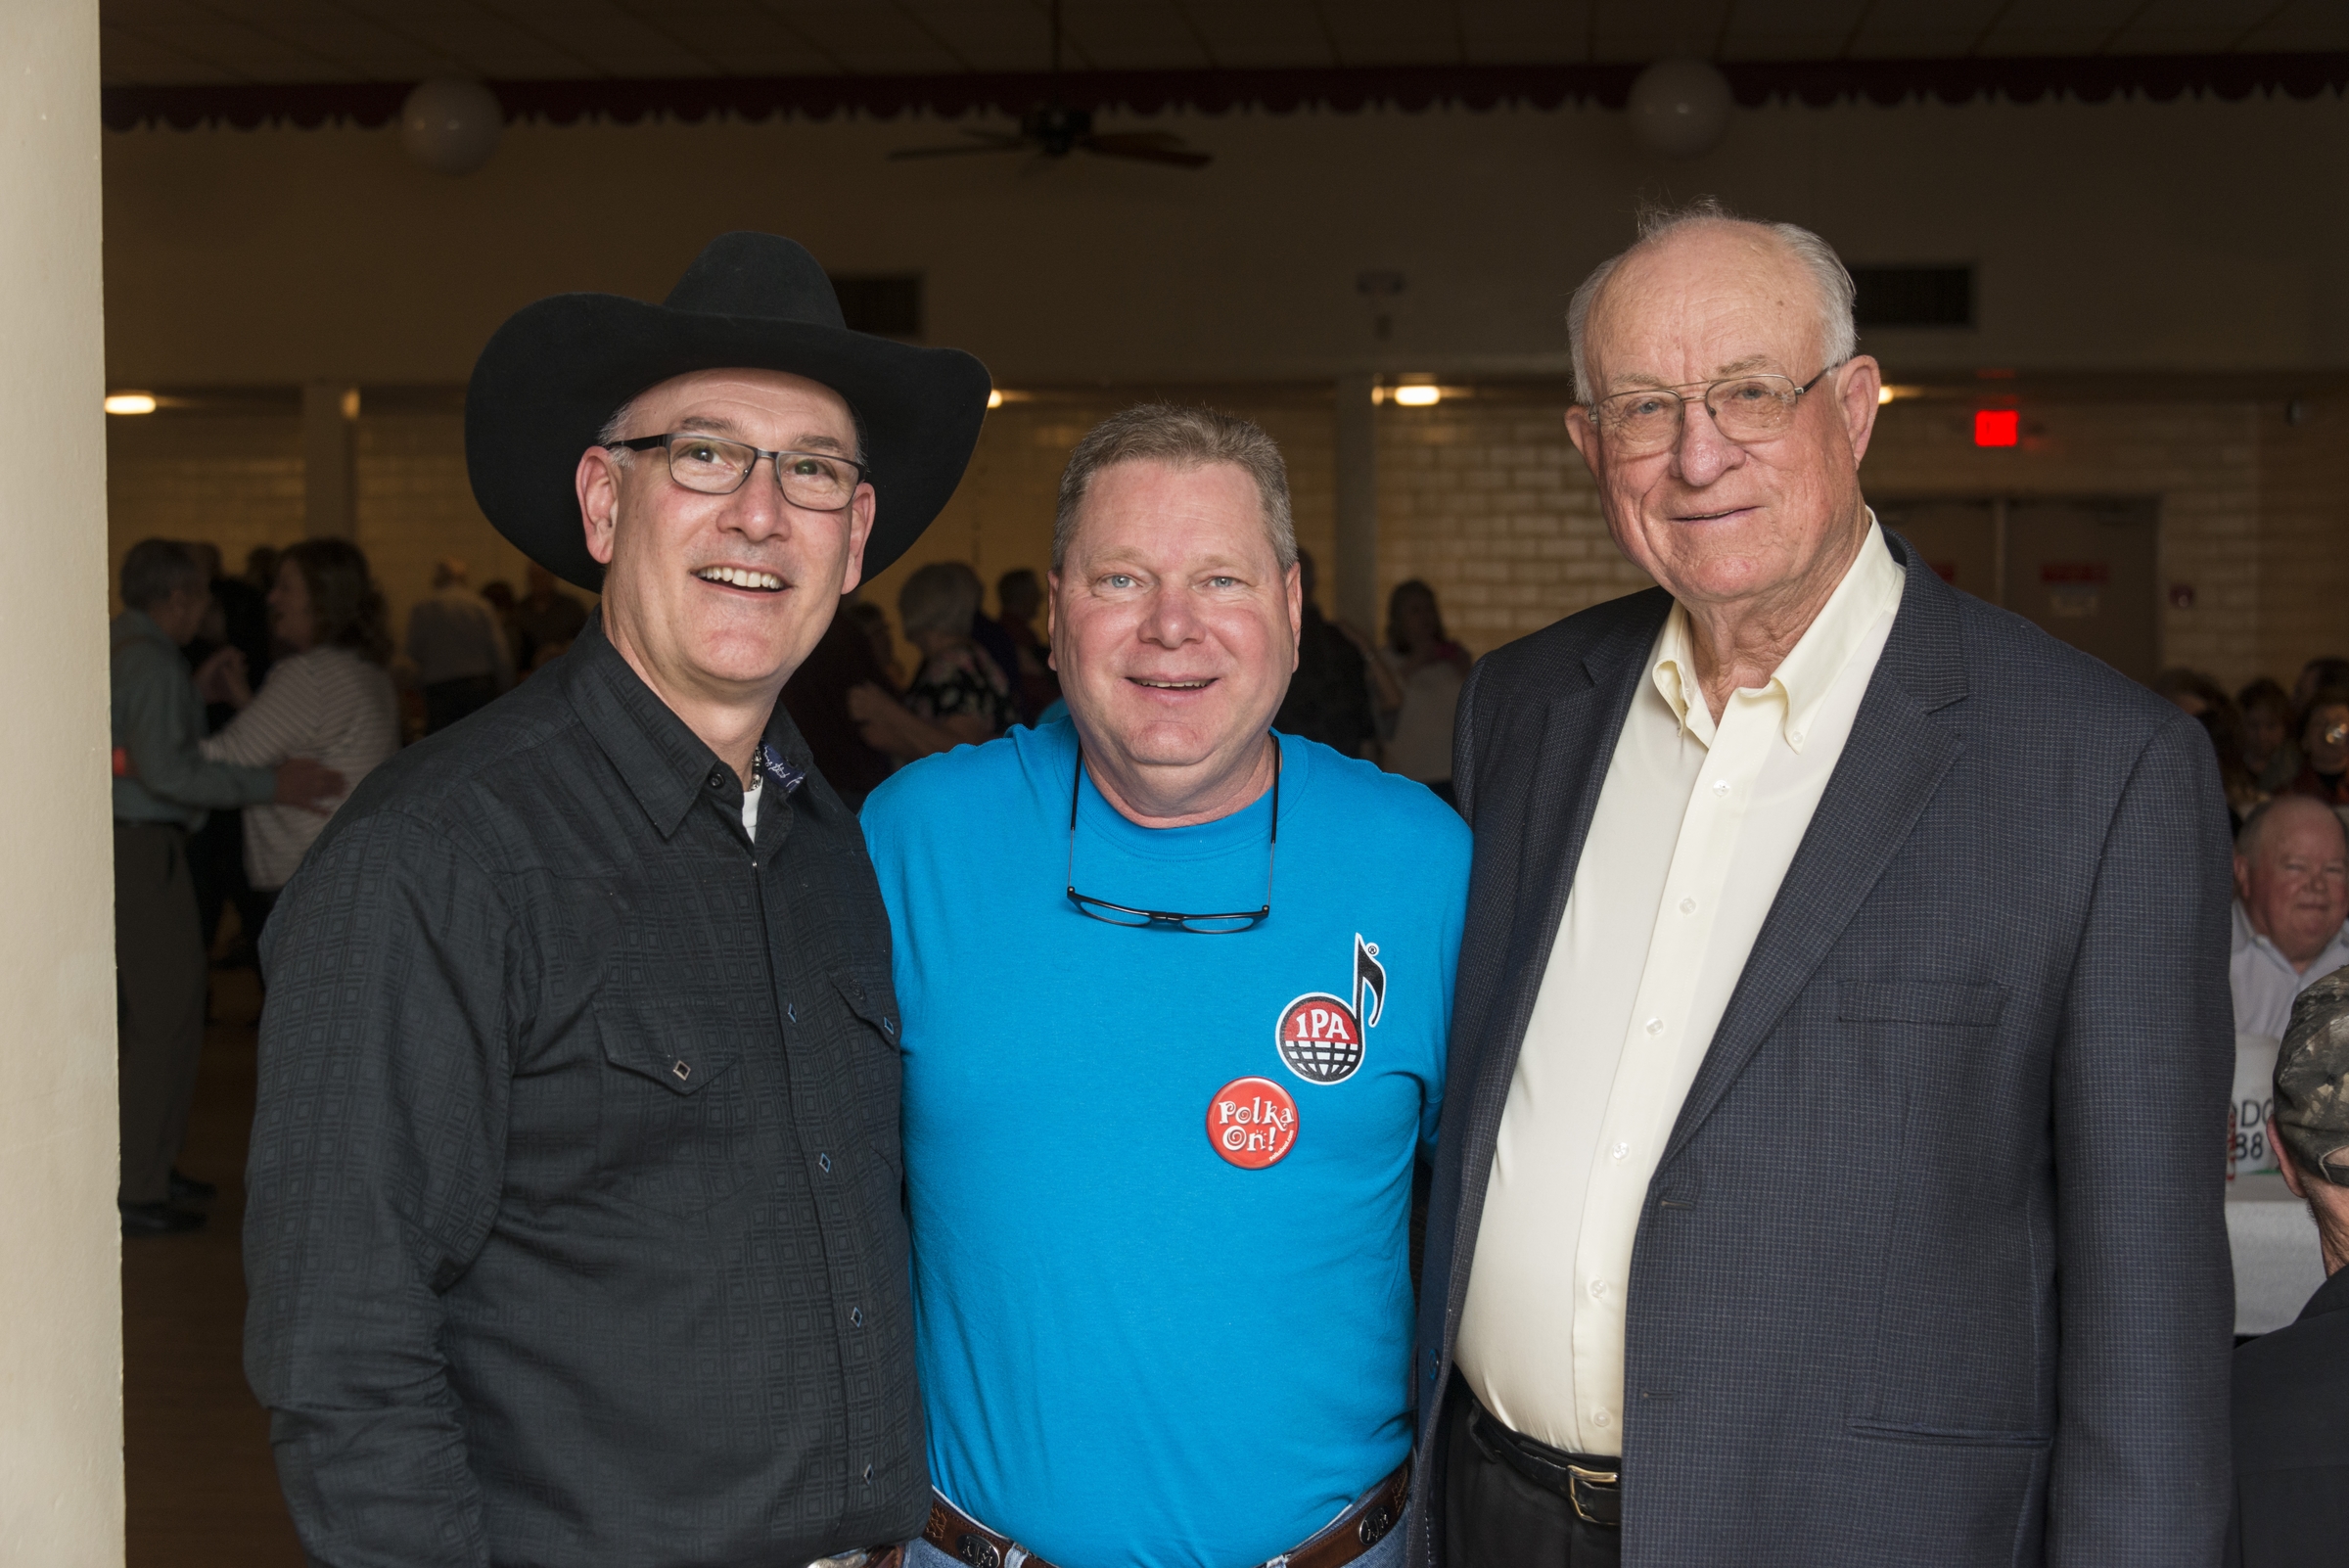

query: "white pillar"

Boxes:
[302, 382, 359, 539]
[1334, 375, 1378, 632]
[0, 0, 126, 1562]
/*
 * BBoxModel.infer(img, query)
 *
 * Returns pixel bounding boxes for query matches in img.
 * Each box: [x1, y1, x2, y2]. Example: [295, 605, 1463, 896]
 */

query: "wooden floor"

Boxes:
[123, 966, 304, 1567]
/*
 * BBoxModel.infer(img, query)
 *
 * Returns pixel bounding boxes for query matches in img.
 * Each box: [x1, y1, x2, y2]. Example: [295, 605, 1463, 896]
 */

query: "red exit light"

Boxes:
[1974, 409, 2020, 447]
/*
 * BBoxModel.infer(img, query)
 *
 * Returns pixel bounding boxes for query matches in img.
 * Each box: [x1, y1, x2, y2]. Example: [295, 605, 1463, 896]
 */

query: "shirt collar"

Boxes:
[1650, 515, 1905, 753]
[114, 607, 174, 649]
[562, 611, 819, 839]
[2234, 901, 2349, 975]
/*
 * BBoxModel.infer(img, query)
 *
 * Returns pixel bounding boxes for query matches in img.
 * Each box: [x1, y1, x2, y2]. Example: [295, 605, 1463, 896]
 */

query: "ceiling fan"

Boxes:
[889, 0, 1212, 170]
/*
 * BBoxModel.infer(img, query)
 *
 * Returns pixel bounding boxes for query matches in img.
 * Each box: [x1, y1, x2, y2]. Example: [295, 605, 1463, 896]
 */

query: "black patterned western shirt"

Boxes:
[244, 614, 923, 1567]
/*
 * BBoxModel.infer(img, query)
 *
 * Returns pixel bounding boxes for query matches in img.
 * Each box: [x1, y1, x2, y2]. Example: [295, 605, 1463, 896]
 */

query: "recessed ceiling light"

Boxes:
[1877, 386, 1897, 405]
[105, 392, 158, 415]
[1392, 385, 1441, 407]
[987, 389, 1004, 409]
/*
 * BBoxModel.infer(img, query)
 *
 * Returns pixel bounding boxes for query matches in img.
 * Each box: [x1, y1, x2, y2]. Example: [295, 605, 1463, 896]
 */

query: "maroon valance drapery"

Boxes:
[103, 54, 2349, 134]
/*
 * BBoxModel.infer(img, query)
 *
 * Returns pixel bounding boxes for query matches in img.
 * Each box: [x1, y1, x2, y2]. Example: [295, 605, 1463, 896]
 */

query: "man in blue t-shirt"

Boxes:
[863, 405, 1472, 1568]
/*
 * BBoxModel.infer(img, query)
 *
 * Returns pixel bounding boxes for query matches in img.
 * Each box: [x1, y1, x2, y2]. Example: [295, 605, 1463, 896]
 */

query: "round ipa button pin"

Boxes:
[1207, 1077, 1300, 1170]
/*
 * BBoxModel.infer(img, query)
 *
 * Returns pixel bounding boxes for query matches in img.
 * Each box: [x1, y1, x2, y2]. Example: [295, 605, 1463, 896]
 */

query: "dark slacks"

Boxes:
[423, 674, 499, 734]
[114, 821, 207, 1206]
[1443, 1387, 1622, 1568]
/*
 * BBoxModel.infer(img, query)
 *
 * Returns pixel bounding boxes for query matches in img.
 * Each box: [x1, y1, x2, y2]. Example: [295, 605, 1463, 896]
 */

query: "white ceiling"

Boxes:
[100, 0, 2349, 87]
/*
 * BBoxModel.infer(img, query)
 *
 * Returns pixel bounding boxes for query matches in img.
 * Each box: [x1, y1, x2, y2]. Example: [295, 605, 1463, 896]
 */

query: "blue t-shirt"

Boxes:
[861, 720, 1472, 1568]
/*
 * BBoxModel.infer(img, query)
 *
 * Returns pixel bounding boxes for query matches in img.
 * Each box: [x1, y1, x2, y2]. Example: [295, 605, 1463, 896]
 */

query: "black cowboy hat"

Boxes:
[465, 232, 990, 591]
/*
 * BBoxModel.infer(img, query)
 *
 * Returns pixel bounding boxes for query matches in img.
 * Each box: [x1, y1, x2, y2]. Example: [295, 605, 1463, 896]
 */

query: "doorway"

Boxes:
[1872, 497, 2161, 684]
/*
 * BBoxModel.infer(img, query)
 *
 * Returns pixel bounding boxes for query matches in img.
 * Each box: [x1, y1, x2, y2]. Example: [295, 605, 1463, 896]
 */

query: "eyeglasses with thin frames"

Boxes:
[607, 433, 870, 512]
[1065, 739, 1279, 934]
[1587, 362, 1844, 457]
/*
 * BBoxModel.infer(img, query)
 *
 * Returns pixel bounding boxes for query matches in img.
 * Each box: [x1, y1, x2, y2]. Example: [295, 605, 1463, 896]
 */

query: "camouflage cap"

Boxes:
[2277, 968, 2349, 1186]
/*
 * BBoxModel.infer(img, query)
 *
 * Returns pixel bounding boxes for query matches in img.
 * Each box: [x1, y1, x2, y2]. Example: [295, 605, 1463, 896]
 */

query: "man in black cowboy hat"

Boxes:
[244, 233, 990, 1568]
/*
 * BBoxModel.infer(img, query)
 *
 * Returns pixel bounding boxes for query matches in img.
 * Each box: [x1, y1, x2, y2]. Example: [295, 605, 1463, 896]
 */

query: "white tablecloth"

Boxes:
[2228, 1173, 2326, 1334]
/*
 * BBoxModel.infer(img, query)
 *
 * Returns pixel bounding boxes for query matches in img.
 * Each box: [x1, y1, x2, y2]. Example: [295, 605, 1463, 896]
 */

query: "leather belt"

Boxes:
[924, 1458, 1410, 1568]
[1467, 1406, 1620, 1529]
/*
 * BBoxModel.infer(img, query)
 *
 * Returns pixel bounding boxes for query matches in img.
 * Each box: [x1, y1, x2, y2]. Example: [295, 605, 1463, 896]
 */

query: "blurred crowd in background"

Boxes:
[136, 536, 1480, 982]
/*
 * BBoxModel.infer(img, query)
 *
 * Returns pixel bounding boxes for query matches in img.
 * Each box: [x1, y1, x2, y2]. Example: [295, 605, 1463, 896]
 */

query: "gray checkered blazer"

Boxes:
[1408, 533, 2234, 1567]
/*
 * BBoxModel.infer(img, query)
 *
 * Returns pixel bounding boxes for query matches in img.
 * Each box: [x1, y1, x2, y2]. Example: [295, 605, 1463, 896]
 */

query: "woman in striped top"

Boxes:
[199, 539, 400, 912]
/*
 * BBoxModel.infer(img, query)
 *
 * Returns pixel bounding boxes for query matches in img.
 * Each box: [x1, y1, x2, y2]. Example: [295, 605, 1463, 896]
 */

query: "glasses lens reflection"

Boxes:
[1179, 913, 1261, 934]
[1076, 898, 1153, 928]
[1598, 375, 1803, 455]
[663, 438, 859, 509]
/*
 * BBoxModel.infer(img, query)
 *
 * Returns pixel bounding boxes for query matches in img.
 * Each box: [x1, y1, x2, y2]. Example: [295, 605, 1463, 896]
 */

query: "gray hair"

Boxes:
[2237, 793, 2349, 861]
[1052, 404, 1296, 573]
[1566, 196, 1858, 404]
[119, 537, 203, 612]
[898, 560, 982, 642]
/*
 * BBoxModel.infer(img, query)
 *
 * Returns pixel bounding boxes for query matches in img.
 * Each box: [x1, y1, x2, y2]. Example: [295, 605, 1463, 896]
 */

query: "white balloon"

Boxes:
[1629, 58, 1733, 160]
[400, 78, 503, 176]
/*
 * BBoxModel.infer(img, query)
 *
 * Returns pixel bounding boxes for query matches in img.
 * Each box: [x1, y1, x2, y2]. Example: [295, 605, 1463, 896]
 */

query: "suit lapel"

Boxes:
[1660, 541, 1969, 1164]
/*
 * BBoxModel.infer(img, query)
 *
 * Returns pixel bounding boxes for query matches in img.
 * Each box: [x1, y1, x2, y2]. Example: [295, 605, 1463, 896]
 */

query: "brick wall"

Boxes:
[104, 387, 2332, 695]
[106, 409, 557, 634]
[105, 413, 303, 604]
[1859, 396, 2264, 686]
[353, 413, 545, 632]
[1375, 397, 1643, 652]
[2254, 401, 2349, 682]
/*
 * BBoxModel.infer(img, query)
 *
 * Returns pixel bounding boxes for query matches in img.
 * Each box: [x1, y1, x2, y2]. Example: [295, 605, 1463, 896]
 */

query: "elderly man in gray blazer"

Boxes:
[1409, 199, 2233, 1568]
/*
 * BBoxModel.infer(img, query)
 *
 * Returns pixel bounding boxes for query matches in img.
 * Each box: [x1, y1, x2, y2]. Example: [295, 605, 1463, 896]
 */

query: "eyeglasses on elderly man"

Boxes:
[1586, 363, 1844, 456]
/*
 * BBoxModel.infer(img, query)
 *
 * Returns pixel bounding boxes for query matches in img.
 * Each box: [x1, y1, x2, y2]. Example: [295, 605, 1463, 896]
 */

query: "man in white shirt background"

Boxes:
[2228, 794, 2349, 1176]
[1410, 199, 2233, 1567]
[402, 555, 516, 733]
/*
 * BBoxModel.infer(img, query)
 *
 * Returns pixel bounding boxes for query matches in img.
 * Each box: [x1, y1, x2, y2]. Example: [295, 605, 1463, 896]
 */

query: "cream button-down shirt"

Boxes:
[1454, 522, 1907, 1457]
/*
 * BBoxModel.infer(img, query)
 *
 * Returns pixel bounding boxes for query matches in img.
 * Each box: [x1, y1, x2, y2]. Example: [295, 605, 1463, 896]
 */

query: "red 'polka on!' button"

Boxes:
[1208, 1077, 1299, 1170]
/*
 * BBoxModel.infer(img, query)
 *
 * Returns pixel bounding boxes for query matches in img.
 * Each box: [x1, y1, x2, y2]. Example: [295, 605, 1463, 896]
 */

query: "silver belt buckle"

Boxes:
[1565, 1463, 1619, 1527]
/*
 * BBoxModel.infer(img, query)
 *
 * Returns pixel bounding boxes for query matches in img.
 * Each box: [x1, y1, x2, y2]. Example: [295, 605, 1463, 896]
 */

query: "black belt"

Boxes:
[1467, 1404, 1621, 1529]
[927, 1458, 1408, 1568]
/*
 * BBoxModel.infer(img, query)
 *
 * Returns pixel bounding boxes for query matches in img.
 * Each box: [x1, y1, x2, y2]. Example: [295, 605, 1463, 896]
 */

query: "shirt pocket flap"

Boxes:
[1837, 980, 2007, 1029]
[830, 967, 900, 1043]
[594, 997, 742, 1095]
